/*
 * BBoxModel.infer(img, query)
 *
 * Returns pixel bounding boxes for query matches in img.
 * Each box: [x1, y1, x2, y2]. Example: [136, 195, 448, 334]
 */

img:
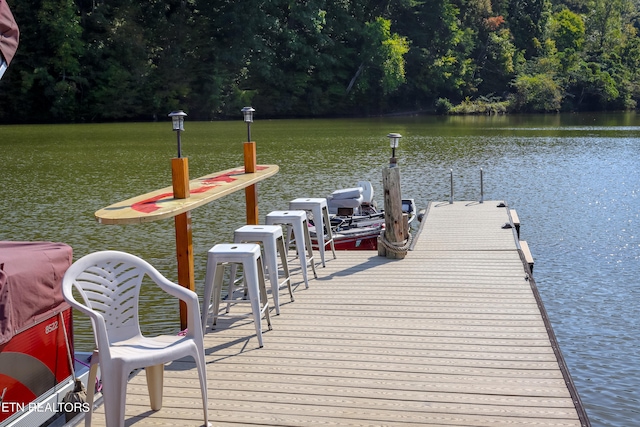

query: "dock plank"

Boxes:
[85, 200, 586, 427]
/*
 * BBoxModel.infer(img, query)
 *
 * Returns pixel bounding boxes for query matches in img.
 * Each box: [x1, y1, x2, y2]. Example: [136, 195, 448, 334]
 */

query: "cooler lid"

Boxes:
[0, 242, 72, 344]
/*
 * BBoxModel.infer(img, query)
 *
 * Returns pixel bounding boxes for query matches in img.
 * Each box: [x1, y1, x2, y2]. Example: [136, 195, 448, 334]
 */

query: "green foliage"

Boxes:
[435, 97, 453, 114]
[548, 8, 585, 52]
[2, 0, 640, 122]
[511, 72, 563, 112]
[358, 17, 410, 95]
[507, 0, 549, 58]
[449, 94, 510, 114]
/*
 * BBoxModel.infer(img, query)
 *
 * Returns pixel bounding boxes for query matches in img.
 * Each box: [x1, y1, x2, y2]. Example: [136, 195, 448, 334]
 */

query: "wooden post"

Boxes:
[244, 141, 258, 225]
[172, 157, 194, 330]
[380, 166, 406, 259]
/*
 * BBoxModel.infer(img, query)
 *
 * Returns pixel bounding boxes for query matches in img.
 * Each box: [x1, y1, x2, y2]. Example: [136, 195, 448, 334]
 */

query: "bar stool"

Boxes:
[289, 197, 336, 267]
[201, 243, 271, 348]
[233, 225, 294, 315]
[265, 210, 317, 289]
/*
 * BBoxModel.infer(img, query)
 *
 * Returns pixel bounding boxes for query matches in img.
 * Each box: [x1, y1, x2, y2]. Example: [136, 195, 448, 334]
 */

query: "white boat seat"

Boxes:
[327, 194, 363, 209]
[330, 187, 362, 200]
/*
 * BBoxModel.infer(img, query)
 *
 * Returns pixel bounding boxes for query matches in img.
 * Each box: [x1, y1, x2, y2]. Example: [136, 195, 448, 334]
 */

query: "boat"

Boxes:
[312, 181, 416, 250]
[0, 242, 92, 427]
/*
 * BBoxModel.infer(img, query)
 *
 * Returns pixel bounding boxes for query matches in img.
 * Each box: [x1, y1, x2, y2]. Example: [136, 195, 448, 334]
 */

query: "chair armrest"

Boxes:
[146, 270, 204, 337]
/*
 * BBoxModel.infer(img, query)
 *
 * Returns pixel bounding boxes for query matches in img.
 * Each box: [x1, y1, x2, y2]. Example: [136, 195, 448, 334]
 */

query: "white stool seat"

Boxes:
[202, 243, 271, 348]
[233, 225, 294, 315]
[265, 210, 317, 288]
[289, 198, 336, 267]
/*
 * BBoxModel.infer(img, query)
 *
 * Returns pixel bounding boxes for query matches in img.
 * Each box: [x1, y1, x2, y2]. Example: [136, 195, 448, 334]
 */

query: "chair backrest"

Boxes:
[62, 251, 153, 347]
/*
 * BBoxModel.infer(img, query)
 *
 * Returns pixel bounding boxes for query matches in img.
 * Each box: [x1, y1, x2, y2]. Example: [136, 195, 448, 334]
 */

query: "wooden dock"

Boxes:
[86, 201, 589, 427]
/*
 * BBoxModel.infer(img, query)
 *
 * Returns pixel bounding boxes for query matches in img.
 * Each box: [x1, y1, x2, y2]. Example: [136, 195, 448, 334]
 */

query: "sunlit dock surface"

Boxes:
[87, 201, 588, 427]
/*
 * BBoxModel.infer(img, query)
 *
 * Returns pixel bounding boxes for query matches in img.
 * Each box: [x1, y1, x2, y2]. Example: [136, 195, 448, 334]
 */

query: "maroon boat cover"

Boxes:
[0, 241, 72, 344]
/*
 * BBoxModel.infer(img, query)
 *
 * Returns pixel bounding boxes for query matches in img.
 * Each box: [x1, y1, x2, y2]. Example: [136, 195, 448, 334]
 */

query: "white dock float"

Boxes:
[85, 201, 588, 427]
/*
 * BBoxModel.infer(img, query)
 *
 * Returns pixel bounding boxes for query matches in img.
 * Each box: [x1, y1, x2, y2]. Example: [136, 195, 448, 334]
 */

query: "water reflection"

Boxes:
[1, 113, 639, 426]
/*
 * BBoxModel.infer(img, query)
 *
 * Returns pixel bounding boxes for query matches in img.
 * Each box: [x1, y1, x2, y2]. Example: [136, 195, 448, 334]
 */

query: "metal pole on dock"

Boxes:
[449, 169, 454, 204]
[242, 107, 259, 225]
[480, 168, 484, 203]
[168, 111, 194, 330]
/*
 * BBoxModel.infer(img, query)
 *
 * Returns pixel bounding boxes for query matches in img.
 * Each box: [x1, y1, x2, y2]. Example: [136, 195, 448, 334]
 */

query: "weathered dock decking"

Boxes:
[87, 201, 588, 427]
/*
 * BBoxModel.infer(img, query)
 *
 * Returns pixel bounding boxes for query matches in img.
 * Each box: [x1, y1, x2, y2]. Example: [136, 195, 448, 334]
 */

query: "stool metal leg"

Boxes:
[201, 255, 216, 333]
[202, 259, 226, 332]
[292, 221, 310, 288]
[243, 258, 264, 347]
[276, 236, 294, 302]
[303, 220, 318, 280]
[256, 256, 272, 331]
[226, 263, 244, 314]
[312, 205, 327, 267]
[322, 206, 337, 260]
[260, 236, 281, 315]
[211, 263, 226, 327]
[266, 211, 315, 289]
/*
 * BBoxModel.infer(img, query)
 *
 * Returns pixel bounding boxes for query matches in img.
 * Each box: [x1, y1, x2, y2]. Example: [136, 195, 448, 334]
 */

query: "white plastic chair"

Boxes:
[62, 251, 209, 427]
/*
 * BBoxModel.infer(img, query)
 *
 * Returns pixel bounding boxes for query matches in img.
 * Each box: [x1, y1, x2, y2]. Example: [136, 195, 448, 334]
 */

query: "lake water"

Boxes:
[1, 113, 638, 426]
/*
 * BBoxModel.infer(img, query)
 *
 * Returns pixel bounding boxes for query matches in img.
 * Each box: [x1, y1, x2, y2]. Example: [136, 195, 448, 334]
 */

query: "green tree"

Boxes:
[511, 72, 563, 111]
[78, 1, 156, 120]
[396, 0, 476, 107]
[585, 0, 633, 56]
[347, 18, 409, 101]
[558, 0, 638, 110]
[507, 0, 549, 58]
[5, 0, 84, 121]
[3, 0, 640, 122]
[548, 8, 585, 53]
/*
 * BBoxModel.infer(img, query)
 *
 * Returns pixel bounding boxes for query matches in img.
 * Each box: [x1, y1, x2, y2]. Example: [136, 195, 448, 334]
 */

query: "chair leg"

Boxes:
[145, 364, 164, 411]
[101, 368, 128, 427]
[193, 348, 210, 427]
[85, 350, 100, 427]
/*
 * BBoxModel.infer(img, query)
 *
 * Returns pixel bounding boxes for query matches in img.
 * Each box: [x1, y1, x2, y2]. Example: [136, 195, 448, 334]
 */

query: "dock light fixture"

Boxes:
[168, 110, 187, 158]
[241, 107, 255, 142]
[387, 133, 402, 166]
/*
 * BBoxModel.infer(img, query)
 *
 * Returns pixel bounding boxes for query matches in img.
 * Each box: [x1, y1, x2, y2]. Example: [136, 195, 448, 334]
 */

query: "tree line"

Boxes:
[1, 0, 639, 123]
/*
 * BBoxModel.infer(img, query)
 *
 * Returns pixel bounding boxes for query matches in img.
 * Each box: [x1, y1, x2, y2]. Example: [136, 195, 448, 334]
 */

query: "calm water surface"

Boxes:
[1, 113, 638, 426]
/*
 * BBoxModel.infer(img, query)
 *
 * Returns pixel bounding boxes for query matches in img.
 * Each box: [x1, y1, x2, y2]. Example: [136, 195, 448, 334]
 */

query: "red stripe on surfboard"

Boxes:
[131, 166, 267, 213]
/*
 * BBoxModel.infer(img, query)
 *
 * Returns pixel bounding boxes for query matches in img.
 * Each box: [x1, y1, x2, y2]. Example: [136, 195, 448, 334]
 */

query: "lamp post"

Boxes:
[242, 107, 259, 224]
[241, 107, 255, 143]
[387, 133, 402, 167]
[168, 110, 193, 330]
[168, 110, 187, 158]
